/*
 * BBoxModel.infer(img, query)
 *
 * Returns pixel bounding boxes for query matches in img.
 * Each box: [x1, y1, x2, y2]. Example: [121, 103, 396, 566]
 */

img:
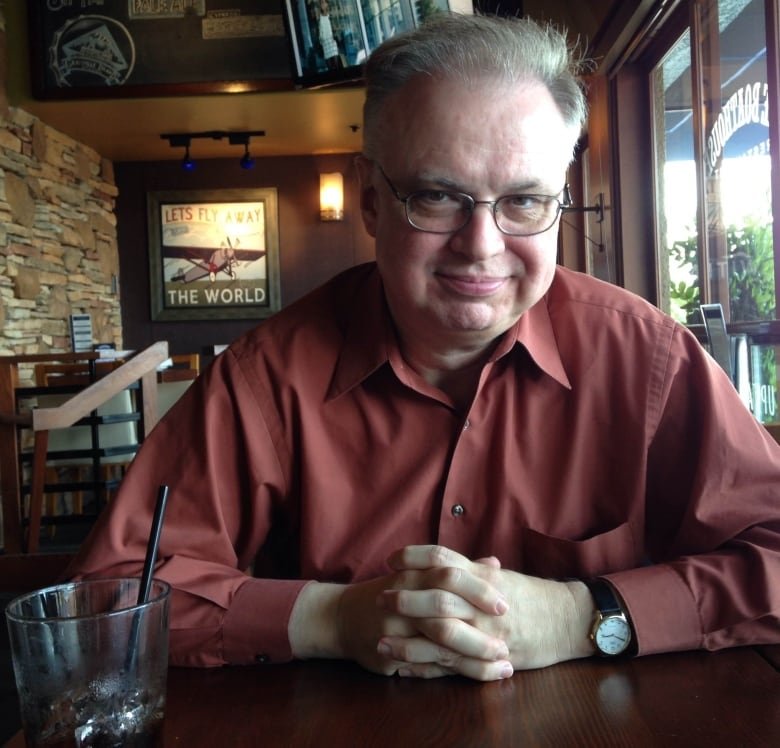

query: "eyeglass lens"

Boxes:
[406, 192, 562, 235]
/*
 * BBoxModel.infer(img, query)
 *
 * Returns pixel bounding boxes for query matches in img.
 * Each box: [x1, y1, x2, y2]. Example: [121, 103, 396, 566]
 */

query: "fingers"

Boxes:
[375, 545, 514, 683]
[387, 545, 500, 572]
[378, 586, 507, 619]
[385, 545, 508, 619]
[377, 635, 514, 682]
[387, 544, 470, 572]
[475, 556, 502, 569]
[410, 617, 509, 660]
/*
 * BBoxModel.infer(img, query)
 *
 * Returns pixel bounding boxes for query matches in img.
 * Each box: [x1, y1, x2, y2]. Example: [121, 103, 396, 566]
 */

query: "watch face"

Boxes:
[595, 615, 631, 655]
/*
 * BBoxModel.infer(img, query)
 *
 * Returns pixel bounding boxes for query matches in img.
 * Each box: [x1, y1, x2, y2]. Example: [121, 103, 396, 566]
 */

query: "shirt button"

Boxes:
[255, 653, 270, 664]
[451, 504, 465, 517]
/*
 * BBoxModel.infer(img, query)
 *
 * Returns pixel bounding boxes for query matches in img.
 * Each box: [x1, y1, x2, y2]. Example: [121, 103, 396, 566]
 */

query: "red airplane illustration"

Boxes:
[165, 238, 265, 283]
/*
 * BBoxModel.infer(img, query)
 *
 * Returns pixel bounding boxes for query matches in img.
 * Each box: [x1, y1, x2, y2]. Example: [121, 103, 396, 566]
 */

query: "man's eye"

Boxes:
[416, 190, 460, 206]
[505, 195, 544, 210]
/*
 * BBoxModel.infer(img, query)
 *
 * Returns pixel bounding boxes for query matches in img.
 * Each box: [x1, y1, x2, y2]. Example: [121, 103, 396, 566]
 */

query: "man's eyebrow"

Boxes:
[412, 173, 555, 194]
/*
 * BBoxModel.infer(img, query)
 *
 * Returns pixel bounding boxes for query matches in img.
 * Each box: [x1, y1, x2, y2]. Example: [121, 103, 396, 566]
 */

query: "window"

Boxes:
[652, 0, 777, 326]
[655, 28, 699, 322]
[606, 0, 780, 424]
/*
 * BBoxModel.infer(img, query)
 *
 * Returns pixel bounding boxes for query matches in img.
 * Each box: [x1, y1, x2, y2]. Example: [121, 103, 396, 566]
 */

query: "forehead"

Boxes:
[377, 76, 575, 189]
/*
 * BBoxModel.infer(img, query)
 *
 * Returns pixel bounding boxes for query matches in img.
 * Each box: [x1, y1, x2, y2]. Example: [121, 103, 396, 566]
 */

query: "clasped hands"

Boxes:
[290, 544, 594, 682]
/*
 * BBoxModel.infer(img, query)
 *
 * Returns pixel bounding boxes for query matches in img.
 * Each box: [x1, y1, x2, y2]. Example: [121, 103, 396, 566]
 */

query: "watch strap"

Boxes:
[584, 578, 623, 615]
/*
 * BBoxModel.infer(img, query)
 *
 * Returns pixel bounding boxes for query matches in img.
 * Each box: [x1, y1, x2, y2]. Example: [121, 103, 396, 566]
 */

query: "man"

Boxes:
[69, 14, 780, 681]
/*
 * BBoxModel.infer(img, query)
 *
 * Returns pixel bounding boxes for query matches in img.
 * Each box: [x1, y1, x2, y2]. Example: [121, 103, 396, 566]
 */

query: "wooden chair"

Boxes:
[33, 388, 139, 518]
[26, 358, 134, 524]
[147, 353, 199, 423]
[0, 343, 169, 554]
[169, 353, 200, 373]
[34, 360, 123, 387]
[30, 360, 131, 526]
[156, 379, 195, 419]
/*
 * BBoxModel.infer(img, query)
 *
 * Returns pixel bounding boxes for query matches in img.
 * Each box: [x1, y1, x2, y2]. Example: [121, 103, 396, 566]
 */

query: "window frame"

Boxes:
[611, 0, 780, 339]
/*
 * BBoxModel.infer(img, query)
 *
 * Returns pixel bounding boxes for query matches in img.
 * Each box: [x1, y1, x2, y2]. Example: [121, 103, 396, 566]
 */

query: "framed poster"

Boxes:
[147, 188, 281, 321]
[283, 0, 451, 88]
[27, 1, 292, 99]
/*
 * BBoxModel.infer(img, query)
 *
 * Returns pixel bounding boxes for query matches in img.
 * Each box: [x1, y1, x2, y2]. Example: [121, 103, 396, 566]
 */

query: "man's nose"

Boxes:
[448, 203, 506, 259]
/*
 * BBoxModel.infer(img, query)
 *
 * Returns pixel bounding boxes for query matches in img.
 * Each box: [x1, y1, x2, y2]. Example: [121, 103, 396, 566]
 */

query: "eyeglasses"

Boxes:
[375, 164, 572, 237]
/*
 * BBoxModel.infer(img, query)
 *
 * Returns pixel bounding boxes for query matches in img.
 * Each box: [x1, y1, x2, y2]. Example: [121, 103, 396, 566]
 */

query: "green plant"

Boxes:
[415, 0, 441, 22]
[667, 221, 776, 324]
[668, 233, 700, 324]
[728, 220, 776, 321]
[667, 222, 778, 420]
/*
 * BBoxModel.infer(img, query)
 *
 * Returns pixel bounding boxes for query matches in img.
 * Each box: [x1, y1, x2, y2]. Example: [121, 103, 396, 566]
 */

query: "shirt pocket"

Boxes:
[520, 522, 638, 579]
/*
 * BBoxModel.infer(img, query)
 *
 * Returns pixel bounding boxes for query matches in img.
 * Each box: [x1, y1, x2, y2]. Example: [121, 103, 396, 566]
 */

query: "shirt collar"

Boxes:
[327, 266, 571, 399]
[509, 285, 572, 390]
[327, 268, 393, 400]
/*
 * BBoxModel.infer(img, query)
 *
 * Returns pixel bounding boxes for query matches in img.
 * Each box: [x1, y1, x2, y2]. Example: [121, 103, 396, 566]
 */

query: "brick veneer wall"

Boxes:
[0, 9, 122, 362]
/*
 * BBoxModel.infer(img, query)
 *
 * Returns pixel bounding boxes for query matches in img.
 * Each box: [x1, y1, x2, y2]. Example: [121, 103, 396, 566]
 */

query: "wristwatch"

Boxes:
[584, 579, 633, 657]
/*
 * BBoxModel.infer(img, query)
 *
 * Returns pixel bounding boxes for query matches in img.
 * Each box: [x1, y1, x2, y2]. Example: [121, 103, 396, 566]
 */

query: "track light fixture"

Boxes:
[181, 141, 196, 172]
[161, 130, 265, 170]
[239, 142, 255, 170]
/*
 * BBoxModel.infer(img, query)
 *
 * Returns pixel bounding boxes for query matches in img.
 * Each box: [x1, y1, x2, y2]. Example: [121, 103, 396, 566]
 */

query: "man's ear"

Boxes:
[354, 155, 378, 238]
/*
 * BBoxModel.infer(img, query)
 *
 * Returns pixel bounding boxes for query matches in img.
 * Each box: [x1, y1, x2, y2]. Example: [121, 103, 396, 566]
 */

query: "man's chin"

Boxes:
[439, 306, 517, 338]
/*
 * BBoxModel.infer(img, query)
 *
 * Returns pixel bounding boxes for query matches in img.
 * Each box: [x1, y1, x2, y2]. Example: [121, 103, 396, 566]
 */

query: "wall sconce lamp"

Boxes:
[161, 130, 265, 170]
[320, 172, 344, 221]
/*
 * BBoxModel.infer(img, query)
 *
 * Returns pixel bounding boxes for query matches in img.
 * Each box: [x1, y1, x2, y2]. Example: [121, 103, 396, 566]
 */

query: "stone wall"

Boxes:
[0, 10, 122, 362]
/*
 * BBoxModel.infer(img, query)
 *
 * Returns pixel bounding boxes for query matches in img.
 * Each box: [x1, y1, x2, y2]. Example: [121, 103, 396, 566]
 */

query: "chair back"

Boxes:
[35, 390, 139, 465]
[157, 380, 194, 419]
[169, 353, 200, 373]
[35, 360, 123, 387]
[0, 342, 170, 554]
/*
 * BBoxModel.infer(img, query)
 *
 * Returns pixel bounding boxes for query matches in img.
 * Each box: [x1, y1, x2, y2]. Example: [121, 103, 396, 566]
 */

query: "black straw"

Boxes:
[137, 485, 170, 605]
[126, 484, 169, 673]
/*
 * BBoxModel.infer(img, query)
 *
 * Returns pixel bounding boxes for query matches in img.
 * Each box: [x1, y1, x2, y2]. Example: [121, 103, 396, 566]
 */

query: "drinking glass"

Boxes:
[5, 577, 170, 747]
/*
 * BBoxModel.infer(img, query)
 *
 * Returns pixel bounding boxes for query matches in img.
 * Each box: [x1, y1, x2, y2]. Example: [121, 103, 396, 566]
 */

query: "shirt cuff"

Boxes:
[221, 577, 310, 664]
[605, 563, 703, 655]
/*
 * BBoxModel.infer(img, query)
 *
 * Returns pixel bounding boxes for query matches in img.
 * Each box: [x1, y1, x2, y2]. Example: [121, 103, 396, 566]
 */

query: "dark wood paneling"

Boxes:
[612, 64, 657, 302]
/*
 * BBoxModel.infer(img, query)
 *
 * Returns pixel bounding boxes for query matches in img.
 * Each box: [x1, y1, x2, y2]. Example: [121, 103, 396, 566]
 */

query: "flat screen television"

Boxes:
[283, 1, 467, 89]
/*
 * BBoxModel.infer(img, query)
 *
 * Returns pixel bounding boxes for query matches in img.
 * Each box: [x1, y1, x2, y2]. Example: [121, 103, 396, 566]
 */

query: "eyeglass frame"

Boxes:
[374, 163, 573, 237]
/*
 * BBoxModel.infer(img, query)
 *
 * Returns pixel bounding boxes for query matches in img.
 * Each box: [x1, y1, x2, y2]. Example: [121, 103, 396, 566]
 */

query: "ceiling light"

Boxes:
[161, 130, 266, 169]
[240, 142, 255, 170]
[181, 142, 196, 172]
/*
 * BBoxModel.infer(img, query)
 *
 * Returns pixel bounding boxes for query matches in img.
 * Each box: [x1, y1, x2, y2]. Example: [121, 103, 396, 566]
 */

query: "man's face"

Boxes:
[359, 75, 577, 352]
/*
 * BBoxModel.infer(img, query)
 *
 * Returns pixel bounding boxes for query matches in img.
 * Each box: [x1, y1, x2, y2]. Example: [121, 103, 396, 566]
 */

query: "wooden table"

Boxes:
[7, 646, 779, 747]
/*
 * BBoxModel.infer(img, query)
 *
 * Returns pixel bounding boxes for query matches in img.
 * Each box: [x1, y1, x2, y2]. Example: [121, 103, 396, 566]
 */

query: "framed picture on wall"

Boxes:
[282, 0, 458, 89]
[147, 188, 281, 321]
[26, 2, 292, 99]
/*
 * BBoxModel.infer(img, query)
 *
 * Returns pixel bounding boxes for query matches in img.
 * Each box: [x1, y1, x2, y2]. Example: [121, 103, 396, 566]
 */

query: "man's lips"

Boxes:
[436, 272, 509, 297]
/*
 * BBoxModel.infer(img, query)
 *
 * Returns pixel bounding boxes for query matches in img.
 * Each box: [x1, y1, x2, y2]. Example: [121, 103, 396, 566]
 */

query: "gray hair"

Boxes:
[362, 13, 589, 159]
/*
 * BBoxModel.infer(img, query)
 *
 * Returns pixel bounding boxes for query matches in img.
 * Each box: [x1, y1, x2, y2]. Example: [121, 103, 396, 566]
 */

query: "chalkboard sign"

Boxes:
[28, 1, 294, 99]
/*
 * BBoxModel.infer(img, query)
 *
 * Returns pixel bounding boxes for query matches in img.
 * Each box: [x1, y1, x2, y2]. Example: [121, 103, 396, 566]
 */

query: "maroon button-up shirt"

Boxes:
[69, 263, 780, 666]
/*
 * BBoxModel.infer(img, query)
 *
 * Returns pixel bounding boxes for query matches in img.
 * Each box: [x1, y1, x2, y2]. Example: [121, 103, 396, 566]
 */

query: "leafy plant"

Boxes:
[667, 221, 776, 323]
[668, 233, 700, 324]
[667, 222, 778, 421]
[727, 220, 776, 321]
[415, 0, 440, 22]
